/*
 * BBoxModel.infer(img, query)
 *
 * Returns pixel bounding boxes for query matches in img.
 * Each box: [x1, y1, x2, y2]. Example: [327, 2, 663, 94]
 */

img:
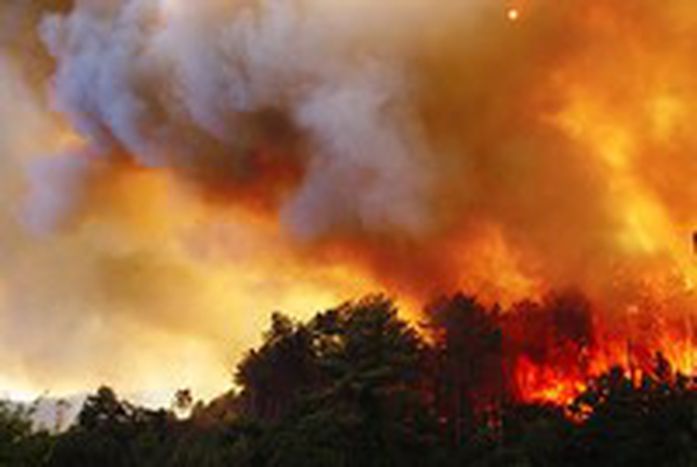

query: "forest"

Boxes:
[2, 293, 697, 466]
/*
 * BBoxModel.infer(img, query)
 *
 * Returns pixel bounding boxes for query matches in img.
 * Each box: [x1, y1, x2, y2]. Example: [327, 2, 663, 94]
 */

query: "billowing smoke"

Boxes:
[36, 0, 438, 238]
[2, 0, 697, 400]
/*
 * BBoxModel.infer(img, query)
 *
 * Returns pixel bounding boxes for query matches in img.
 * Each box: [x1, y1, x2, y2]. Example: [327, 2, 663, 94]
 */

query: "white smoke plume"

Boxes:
[37, 0, 439, 237]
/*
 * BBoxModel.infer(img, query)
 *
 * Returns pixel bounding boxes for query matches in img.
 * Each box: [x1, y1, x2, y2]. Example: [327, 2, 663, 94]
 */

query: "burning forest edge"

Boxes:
[3, 0, 697, 464]
[4, 291, 697, 466]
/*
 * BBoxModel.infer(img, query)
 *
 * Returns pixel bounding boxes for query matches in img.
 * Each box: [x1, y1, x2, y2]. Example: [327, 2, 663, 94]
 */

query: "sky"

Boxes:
[1, 0, 697, 405]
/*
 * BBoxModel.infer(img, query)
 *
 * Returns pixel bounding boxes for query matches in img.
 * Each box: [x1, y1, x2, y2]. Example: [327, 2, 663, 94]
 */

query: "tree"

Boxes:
[427, 294, 504, 445]
[567, 360, 697, 467]
[48, 386, 176, 467]
[0, 400, 52, 467]
[236, 312, 319, 420]
[242, 295, 443, 467]
[32, 292, 697, 466]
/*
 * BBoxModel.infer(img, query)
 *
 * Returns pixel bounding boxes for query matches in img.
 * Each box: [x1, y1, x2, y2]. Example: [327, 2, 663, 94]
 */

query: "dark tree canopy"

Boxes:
[6, 293, 697, 467]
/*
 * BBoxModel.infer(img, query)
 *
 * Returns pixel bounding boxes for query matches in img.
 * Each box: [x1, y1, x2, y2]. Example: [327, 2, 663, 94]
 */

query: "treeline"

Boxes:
[2, 294, 697, 466]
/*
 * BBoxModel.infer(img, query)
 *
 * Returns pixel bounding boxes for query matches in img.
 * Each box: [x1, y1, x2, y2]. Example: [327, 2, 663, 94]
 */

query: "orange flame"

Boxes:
[511, 304, 697, 406]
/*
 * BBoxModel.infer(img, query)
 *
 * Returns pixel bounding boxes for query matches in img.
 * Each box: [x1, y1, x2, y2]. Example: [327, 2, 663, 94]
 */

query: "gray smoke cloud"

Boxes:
[0, 0, 393, 400]
[37, 0, 439, 238]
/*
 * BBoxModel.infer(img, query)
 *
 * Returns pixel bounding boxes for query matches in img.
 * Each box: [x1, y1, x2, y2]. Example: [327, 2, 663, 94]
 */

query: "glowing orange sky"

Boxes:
[1, 0, 697, 406]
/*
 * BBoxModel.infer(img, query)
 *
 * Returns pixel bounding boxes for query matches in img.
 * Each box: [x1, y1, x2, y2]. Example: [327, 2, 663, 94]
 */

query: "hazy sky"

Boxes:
[1, 0, 696, 404]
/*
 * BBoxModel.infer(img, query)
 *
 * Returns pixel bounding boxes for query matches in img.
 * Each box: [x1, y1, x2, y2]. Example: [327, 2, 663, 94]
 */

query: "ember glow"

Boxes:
[511, 317, 697, 407]
[1, 0, 697, 406]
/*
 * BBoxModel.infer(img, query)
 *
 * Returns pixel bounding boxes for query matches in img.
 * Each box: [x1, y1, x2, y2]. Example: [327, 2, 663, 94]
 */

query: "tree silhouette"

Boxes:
[426, 293, 504, 445]
[0, 399, 52, 467]
[7, 292, 697, 466]
[236, 312, 319, 420]
[247, 295, 441, 467]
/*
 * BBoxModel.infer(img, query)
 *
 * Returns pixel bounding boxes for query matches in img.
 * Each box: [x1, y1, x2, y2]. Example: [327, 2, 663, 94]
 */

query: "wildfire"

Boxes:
[510, 297, 697, 407]
[3, 0, 697, 405]
[515, 356, 588, 406]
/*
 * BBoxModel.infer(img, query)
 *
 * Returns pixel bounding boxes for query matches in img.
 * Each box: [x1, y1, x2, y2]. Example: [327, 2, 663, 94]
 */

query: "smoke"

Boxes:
[0, 1, 374, 399]
[37, 0, 438, 237]
[2, 0, 697, 399]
